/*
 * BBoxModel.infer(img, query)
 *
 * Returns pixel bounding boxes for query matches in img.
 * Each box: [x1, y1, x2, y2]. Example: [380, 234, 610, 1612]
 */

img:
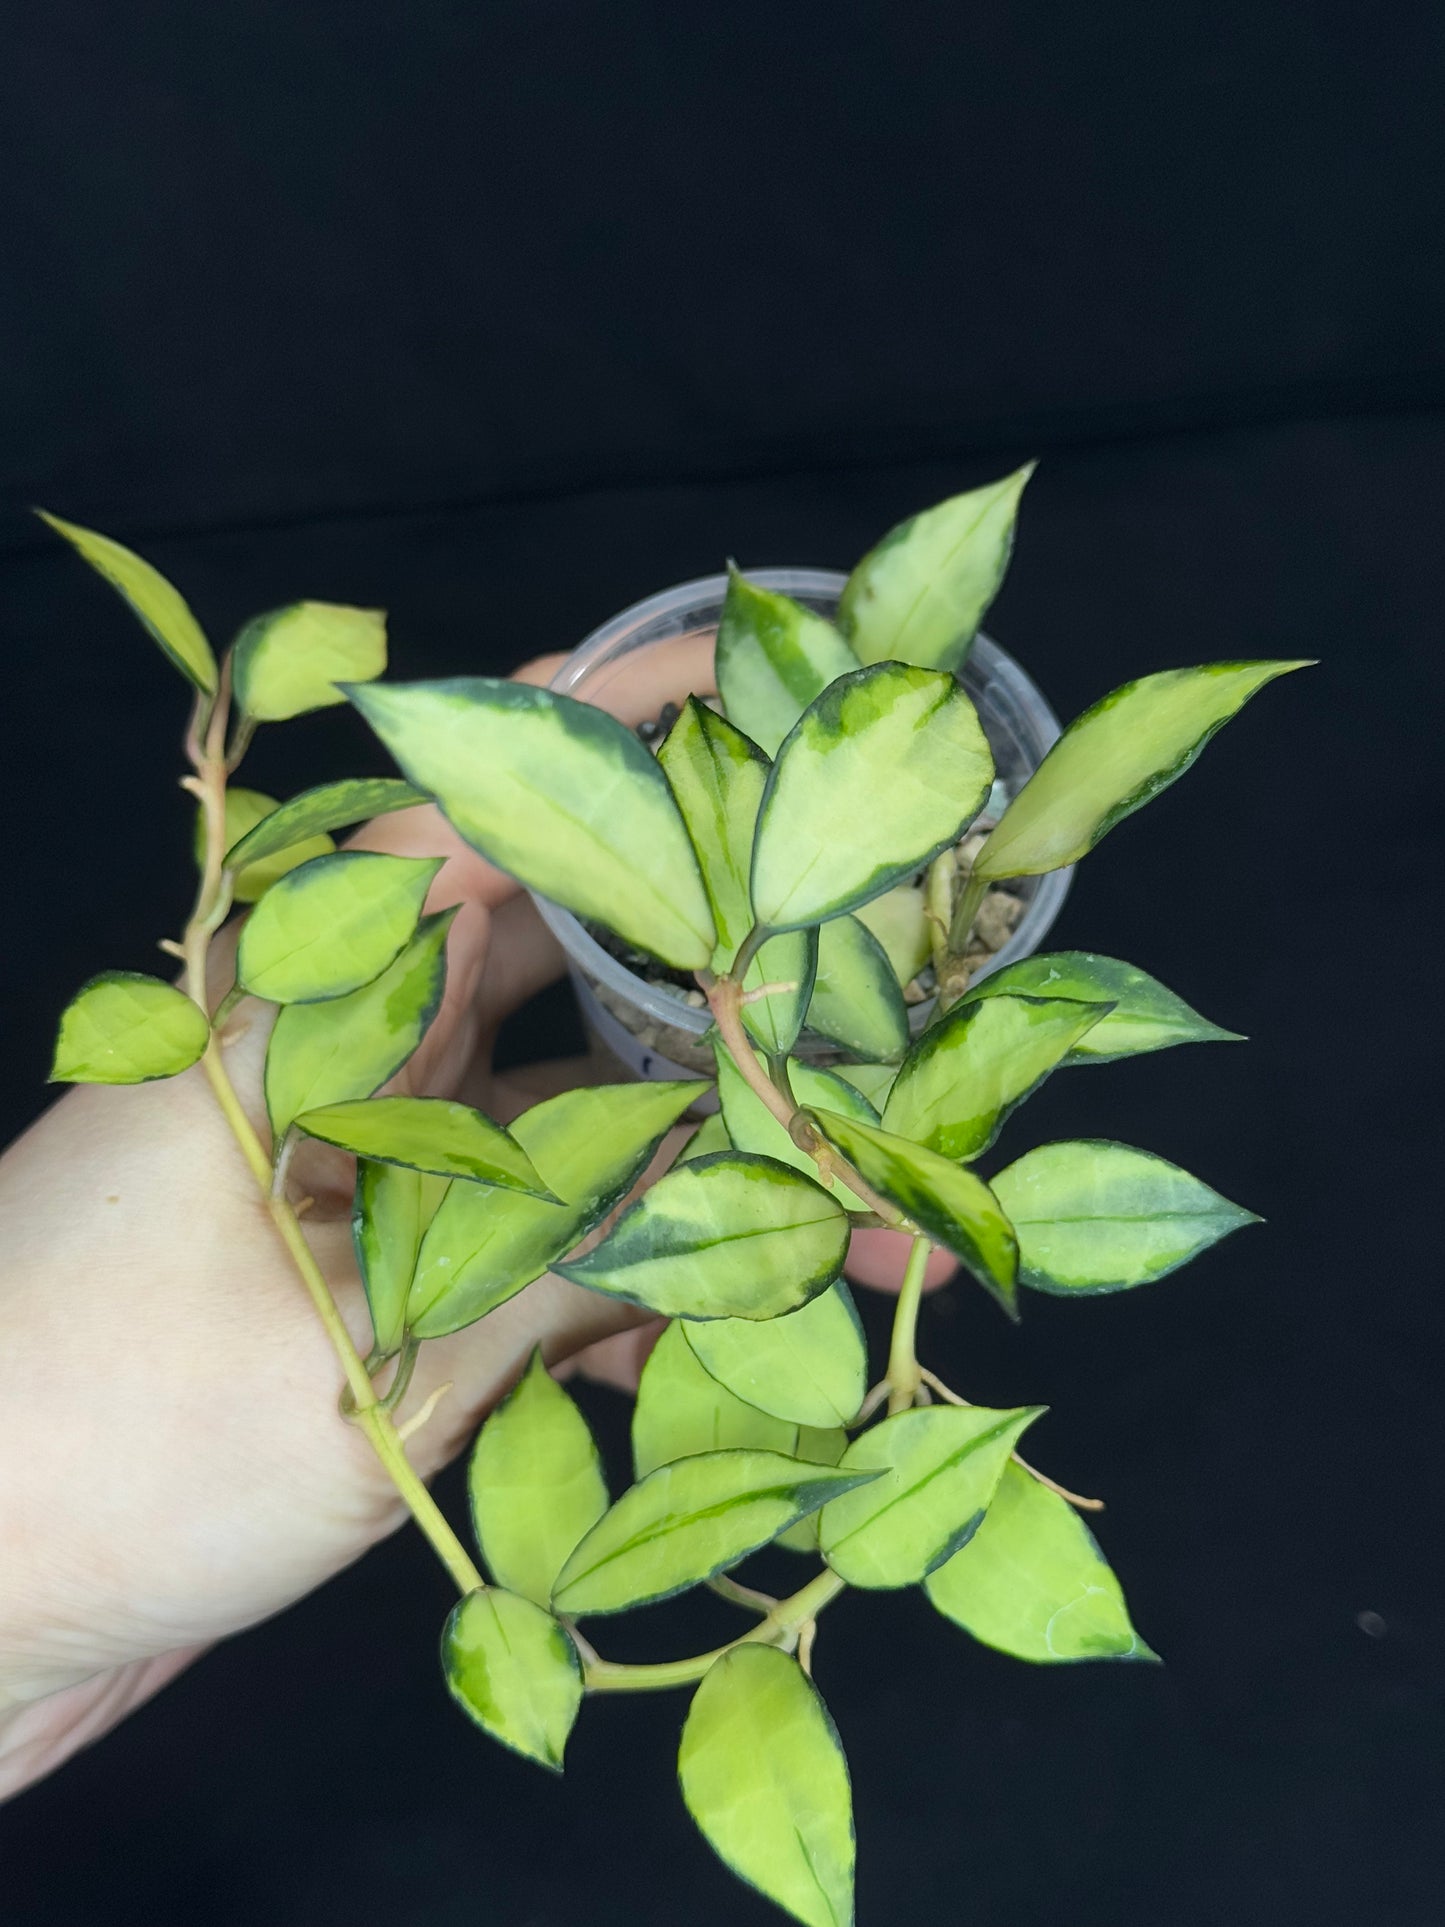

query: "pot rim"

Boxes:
[531, 566, 1071, 1040]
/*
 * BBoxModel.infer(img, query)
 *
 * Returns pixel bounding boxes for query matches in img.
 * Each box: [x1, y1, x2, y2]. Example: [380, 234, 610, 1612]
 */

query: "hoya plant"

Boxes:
[40, 478, 1305, 1926]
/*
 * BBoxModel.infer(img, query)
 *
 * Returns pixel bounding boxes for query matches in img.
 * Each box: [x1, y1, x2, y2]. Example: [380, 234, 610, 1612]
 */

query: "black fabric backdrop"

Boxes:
[2, 6, 1442, 1924]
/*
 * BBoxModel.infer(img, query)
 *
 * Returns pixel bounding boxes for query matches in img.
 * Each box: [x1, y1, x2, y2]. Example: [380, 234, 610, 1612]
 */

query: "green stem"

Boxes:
[949, 869, 987, 954]
[583, 1570, 846, 1694]
[731, 921, 770, 983]
[182, 682, 484, 1601]
[886, 1234, 931, 1414]
[707, 1572, 778, 1614]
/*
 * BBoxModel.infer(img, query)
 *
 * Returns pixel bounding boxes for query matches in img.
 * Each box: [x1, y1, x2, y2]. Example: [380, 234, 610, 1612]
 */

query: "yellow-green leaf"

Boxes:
[684, 1283, 866, 1431]
[232, 601, 387, 720]
[990, 1138, 1259, 1294]
[50, 972, 210, 1085]
[658, 694, 769, 955]
[294, 1096, 551, 1194]
[960, 950, 1243, 1062]
[837, 466, 1033, 672]
[854, 882, 931, 987]
[348, 678, 716, 969]
[38, 511, 217, 693]
[807, 1108, 1020, 1316]
[735, 929, 818, 1058]
[714, 567, 860, 757]
[264, 908, 453, 1136]
[441, 1588, 581, 1771]
[633, 1323, 846, 1482]
[974, 660, 1312, 881]
[352, 1160, 448, 1357]
[882, 993, 1108, 1160]
[833, 1062, 899, 1110]
[236, 851, 440, 1004]
[197, 787, 335, 903]
[555, 1152, 849, 1321]
[807, 915, 909, 1062]
[679, 1646, 855, 1927]
[469, 1351, 609, 1608]
[820, 1403, 1041, 1588]
[925, 1461, 1156, 1663]
[224, 777, 425, 874]
[751, 663, 993, 931]
[406, 1080, 706, 1338]
[551, 1448, 874, 1616]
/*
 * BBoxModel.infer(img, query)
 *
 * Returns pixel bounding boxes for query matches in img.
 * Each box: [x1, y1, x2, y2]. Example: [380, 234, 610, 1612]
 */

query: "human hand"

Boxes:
[0, 652, 951, 1799]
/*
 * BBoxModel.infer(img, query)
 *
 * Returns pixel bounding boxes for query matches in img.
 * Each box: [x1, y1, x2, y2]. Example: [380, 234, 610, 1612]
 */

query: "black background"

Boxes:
[2, 5, 1443, 1923]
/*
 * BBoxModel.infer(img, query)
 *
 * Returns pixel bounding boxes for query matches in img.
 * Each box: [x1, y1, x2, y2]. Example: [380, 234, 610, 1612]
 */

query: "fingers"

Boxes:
[345, 801, 520, 912]
[845, 1228, 958, 1295]
[553, 1319, 666, 1392]
[511, 635, 717, 728]
[473, 894, 566, 1036]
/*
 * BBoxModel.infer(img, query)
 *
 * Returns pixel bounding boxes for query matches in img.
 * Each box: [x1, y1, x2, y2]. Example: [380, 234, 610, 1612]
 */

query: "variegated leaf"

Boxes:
[820, 1403, 1041, 1587]
[751, 664, 993, 931]
[407, 1080, 705, 1337]
[990, 1138, 1258, 1294]
[974, 661, 1312, 881]
[348, 678, 715, 968]
[926, 1460, 1156, 1663]
[837, 466, 1033, 671]
[714, 567, 860, 757]
[555, 1152, 849, 1321]
[882, 993, 1108, 1160]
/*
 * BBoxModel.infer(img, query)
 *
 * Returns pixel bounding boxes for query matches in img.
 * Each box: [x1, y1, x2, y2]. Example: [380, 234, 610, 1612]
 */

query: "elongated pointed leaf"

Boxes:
[237, 850, 440, 1004]
[441, 1588, 581, 1771]
[38, 511, 217, 693]
[469, 1351, 609, 1608]
[199, 787, 335, 903]
[926, 1460, 1155, 1662]
[295, 1096, 551, 1194]
[807, 916, 909, 1062]
[680, 1646, 855, 1927]
[552, 1449, 874, 1615]
[882, 993, 1108, 1161]
[232, 601, 387, 720]
[348, 678, 715, 968]
[807, 1108, 1019, 1315]
[714, 568, 861, 757]
[975, 660, 1312, 881]
[658, 695, 769, 954]
[264, 908, 453, 1135]
[714, 1044, 874, 1210]
[224, 777, 426, 872]
[352, 1160, 448, 1356]
[633, 1324, 846, 1481]
[50, 972, 209, 1085]
[854, 882, 931, 987]
[820, 1402, 1041, 1588]
[751, 664, 993, 931]
[557, 1151, 848, 1320]
[407, 1080, 705, 1337]
[677, 1111, 732, 1164]
[685, 1284, 867, 1431]
[960, 951, 1242, 1063]
[990, 1138, 1259, 1294]
[837, 466, 1033, 672]
[737, 929, 818, 1057]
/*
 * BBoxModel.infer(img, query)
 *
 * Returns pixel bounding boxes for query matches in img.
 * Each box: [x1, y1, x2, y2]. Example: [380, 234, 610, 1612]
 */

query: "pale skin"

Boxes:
[0, 652, 954, 1801]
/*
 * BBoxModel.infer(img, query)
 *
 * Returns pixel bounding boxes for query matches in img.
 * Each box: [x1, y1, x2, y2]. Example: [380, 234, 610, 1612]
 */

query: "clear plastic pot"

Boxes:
[532, 569, 1072, 1084]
